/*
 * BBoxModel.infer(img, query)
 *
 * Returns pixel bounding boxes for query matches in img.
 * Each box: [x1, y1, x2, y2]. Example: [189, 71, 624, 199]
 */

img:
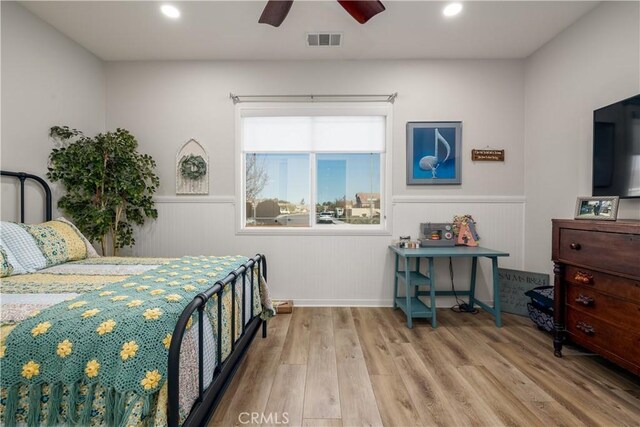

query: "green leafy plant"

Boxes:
[47, 126, 160, 256]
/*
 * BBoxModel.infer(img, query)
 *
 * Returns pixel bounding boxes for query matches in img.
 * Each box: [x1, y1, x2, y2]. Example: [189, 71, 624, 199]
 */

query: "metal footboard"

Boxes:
[167, 254, 268, 427]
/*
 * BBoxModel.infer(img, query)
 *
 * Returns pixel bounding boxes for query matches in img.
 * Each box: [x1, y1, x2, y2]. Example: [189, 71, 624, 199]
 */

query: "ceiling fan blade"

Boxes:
[337, 0, 385, 24]
[259, 0, 294, 27]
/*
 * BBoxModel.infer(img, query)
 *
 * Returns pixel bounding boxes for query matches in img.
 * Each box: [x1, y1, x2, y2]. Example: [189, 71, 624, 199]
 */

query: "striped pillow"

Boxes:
[55, 217, 100, 258]
[20, 220, 88, 267]
[0, 222, 46, 272]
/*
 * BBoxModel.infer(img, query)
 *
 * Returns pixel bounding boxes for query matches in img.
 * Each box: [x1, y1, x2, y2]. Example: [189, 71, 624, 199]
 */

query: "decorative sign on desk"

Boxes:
[498, 268, 549, 316]
[472, 149, 505, 161]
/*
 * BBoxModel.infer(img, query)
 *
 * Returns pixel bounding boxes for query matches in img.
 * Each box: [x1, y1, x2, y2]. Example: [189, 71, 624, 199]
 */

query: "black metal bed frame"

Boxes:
[1, 170, 267, 427]
[1, 170, 52, 222]
[169, 256, 268, 426]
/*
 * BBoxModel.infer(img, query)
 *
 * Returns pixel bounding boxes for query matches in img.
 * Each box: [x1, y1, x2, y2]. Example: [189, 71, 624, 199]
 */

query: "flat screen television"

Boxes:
[593, 94, 640, 198]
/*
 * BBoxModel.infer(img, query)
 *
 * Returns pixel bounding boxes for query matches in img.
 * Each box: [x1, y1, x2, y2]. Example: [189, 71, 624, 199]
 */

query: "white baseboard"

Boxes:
[291, 298, 493, 308]
[293, 299, 394, 307]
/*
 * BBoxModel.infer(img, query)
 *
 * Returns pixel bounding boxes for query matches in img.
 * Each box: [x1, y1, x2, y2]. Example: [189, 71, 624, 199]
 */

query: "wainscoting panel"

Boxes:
[132, 196, 525, 307]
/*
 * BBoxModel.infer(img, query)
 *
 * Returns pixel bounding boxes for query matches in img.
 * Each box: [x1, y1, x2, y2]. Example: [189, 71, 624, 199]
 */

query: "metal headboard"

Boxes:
[1, 171, 52, 222]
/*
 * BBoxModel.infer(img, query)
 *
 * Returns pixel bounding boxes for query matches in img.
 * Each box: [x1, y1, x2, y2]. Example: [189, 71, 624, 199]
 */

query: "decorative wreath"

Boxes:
[180, 155, 207, 180]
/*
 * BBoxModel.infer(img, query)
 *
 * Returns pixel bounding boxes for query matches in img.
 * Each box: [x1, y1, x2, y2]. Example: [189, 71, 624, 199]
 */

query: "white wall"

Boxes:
[4, 1, 636, 308]
[524, 1, 640, 275]
[106, 60, 525, 305]
[0, 1, 105, 223]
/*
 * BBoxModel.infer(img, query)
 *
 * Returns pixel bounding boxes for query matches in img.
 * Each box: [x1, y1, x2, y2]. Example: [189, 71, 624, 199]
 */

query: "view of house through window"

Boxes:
[316, 153, 380, 225]
[242, 115, 386, 228]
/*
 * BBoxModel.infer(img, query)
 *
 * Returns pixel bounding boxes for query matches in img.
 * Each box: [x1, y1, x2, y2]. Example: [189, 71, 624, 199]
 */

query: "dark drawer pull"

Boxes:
[575, 294, 594, 306]
[570, 243, 581, 250]
[576, 321, 595, 336]
[574, 271, 594, 284]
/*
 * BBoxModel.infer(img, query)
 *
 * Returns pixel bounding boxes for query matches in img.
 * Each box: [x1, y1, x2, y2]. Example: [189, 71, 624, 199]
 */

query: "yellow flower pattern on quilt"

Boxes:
[22, 361, 40, 379]
[68, 301, 87, 309]
[56, 340, 73, 357]
[96, 319, 116, 335]
[85, 359, 100, 378]
[81, 308, 100, 318]
[162, 334, 172, 349]
[31, 321, 52, 336]
[141, 370, 162, 390]
[126, 299, 144, 308]
[143, 308, 162, 320]
[120, 341, 139, 360]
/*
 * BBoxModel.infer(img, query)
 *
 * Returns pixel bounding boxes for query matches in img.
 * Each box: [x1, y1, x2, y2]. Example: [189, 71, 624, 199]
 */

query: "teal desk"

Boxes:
[388, 245, 510, 328]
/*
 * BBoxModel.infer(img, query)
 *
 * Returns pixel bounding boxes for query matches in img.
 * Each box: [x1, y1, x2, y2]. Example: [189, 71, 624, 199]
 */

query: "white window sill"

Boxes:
[236, 226, 391, 237]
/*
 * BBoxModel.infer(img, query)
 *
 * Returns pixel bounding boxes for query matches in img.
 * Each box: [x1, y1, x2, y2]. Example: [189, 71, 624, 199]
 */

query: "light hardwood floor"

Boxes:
[209, 307, 640, 426]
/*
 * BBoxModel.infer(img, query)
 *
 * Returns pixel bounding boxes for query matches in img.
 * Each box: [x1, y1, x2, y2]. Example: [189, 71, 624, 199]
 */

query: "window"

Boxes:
[238, 107, 390, 232]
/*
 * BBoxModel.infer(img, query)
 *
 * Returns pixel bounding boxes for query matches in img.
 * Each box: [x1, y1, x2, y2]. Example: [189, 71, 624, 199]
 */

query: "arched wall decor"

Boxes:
[176, 139, 209, 195]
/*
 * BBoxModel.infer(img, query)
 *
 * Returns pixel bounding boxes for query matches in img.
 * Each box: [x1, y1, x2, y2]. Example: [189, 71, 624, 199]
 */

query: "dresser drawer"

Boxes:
[564, 265, 640, 302]
[558, 228, 639, 277]
[565, 282, 640, 330]
[566, 309, 640, 368]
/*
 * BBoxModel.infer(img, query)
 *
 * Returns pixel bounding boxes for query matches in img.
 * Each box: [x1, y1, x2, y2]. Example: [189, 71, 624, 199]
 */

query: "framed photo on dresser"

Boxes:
[574, 196, 619, 221]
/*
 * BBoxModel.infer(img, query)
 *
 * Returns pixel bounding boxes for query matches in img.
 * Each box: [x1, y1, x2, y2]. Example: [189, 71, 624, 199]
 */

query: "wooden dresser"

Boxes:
[552, 219, 640, 375]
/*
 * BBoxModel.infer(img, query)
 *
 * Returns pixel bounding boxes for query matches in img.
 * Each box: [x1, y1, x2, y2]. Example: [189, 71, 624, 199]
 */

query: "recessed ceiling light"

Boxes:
[160, 4, 180, 19]
[443, 2, 463, 17]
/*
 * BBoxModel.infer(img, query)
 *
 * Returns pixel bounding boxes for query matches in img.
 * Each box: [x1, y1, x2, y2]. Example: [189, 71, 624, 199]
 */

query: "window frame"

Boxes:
[235, 102, 393, 235]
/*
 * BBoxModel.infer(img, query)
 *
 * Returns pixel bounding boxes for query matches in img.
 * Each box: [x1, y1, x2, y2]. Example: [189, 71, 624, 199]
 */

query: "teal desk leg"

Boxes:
[492, 257, 502, 327]
[429, 257, 436, 328]
[393, 254, 399, 309]
[405, 257, 412, 329]
[469, 256, 478, 309]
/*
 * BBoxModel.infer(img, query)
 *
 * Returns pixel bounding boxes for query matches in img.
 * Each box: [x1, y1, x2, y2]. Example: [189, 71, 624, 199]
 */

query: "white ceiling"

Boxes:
[21, 1, 600, 61]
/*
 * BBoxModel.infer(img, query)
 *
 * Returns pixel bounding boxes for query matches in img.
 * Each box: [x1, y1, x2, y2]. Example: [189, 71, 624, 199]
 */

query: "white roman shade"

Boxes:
[242, 116, 386, 153]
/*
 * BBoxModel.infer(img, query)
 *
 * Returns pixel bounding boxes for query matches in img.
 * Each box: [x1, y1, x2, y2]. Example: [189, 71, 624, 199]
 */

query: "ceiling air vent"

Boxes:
[307, 33, 342, 47]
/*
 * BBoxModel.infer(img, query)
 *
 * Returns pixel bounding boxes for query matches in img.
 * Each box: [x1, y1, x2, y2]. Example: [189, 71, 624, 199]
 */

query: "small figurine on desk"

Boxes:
[453, 214, 480, 246]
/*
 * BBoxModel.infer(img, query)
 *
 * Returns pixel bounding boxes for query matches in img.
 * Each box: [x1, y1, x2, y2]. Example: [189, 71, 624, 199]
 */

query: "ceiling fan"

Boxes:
[259, 0, 386, 27]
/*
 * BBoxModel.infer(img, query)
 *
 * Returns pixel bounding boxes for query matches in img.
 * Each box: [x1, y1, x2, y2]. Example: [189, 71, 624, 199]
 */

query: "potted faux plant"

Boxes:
[47, 126, 160, 256]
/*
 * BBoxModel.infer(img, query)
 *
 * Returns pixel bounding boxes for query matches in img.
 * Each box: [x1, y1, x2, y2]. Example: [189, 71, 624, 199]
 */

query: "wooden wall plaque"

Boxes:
[472, 149, 505, 161]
